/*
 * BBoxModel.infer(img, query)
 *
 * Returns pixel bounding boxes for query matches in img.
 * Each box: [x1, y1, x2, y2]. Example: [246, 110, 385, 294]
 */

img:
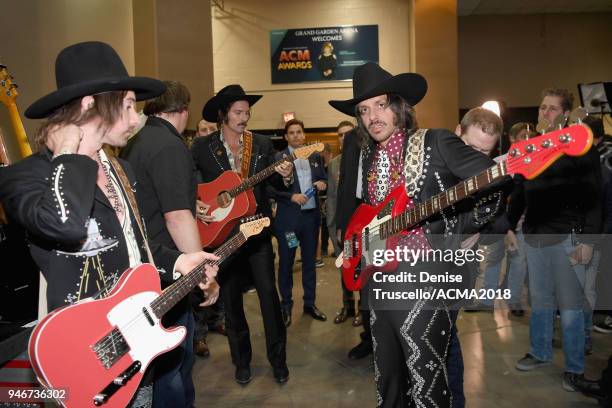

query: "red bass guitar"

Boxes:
[339, 124, 593, 291]
[29, 216, 270, 408]
[197, 142, 323, 248]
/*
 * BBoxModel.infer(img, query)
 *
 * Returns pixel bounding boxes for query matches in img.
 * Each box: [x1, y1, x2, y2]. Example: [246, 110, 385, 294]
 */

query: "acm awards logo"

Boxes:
[276, 49, 312, 71]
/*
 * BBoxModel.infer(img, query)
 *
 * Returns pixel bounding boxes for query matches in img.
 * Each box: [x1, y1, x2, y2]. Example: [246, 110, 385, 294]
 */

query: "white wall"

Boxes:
[459, 13, 612, 110]
[0, 0, 135, 160]
[211, 0, 412, 130]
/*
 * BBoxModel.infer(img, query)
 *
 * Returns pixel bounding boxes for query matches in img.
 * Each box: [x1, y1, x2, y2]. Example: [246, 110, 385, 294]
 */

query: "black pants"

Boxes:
[219, 231, 287, 369]
[370, 302, 452, 408]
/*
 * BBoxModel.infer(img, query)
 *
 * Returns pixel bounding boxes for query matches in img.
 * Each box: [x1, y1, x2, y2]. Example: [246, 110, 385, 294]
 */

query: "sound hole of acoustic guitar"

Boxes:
[217, 191, 233, 208]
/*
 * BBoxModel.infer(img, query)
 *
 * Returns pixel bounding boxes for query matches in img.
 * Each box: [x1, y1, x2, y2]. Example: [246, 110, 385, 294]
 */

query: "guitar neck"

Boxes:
[150, 231, 247, 317]
[7, 103, 32, 158]
[381, 161, 507, 239]
[229, 153, 297, 196]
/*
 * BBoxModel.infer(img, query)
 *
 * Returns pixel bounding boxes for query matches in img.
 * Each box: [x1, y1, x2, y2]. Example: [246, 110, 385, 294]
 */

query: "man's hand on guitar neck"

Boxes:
[275, 158, 293, 178]
[176, 250, 220, 305]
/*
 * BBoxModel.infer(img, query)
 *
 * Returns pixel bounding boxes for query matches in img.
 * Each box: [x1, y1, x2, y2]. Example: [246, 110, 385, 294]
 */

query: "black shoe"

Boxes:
[273, 365, 289, 384]
[593, 316, 612, 334]
[282, 309, 292, 328]
[334, 307, 356, 324]
[510, 308, 525, 317]
[235, 366, 252, 385]
[463, 302, 493, 312]
[562, 372, 602, 398]
[348, 340, 373, 359]
[304, 306, 327, 321]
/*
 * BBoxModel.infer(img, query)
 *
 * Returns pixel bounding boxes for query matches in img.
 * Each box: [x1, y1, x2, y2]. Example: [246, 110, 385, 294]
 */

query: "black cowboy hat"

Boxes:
[202, 84, 262, 122]
[25, 41, 166, 119]
[328, 62, 427, 116]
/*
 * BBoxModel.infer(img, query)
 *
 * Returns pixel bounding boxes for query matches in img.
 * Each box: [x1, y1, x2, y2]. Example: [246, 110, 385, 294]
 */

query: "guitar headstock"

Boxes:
[239, 214, 270, 238]
[0, 64, 18, 107]
[506, 124, 593, 179]
[294, 143, 324, 159]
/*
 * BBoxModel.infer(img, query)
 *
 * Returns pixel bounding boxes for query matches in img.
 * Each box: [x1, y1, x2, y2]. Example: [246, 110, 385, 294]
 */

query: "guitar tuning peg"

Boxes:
[552, 114, 567, 130]
[536, 119, 550, 134]
[569, 107, 587, 124]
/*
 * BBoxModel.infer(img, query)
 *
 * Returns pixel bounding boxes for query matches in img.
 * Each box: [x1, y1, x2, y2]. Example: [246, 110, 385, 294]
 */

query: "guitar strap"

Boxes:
[240, 130, 253, 178]
[403, 128, 428, 198]
[107, 154, 155, 266]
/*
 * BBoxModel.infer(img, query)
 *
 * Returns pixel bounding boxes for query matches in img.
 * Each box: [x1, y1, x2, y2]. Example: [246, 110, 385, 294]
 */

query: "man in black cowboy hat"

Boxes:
[0, 41, 219, 407]
[329, 62, 502, 407]
[191, 84, 291, 385]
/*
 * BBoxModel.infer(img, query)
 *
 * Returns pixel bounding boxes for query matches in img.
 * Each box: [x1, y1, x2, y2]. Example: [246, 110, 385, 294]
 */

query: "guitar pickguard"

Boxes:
[107, 292, 186, 371]
[361, 213, 392, 270]
[210, 198, 235, 222]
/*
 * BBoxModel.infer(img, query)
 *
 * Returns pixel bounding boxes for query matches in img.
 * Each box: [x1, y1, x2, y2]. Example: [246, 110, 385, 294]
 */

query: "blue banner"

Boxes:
[270, 25, 379, 84]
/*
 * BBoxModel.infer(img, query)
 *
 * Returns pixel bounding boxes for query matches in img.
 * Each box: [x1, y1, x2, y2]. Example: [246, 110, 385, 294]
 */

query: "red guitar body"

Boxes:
[29, 264, 186, 408]
[341, 186, 408, 291]
[197, 171, 256, 248]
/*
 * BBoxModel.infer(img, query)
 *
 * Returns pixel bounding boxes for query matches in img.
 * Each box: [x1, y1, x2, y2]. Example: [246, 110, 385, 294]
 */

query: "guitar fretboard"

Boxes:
[150, 231, 246, 317]
[379, 161, 507, 239]
[228, 152, 297, 197]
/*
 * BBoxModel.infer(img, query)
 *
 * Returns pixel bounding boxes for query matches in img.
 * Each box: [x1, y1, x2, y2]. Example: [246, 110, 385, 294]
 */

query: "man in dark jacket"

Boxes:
[191, 84, 292, 385]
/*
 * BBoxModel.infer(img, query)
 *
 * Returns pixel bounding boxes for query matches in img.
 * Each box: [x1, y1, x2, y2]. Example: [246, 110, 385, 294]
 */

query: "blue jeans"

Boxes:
[153, 305, 195, 408]
[526, 237, 585, 374]
[507, 231, 528, 308]
[482, 233, 528, 307]
[584, 249, 600, 348]
[482, 239, 505, 306]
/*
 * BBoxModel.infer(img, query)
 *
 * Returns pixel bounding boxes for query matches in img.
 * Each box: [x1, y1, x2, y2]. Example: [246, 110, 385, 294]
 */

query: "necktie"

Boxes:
[375, 149, 390, 202]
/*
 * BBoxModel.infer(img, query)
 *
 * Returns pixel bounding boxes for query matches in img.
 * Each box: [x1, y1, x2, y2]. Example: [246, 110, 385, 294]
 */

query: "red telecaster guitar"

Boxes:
[197, 142, 324, 248]
[29, 216, 270, 407]
[340, 124, 593, 291]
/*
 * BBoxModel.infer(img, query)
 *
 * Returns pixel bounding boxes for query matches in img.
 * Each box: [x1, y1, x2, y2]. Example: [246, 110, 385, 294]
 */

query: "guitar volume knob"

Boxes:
[509, 148, 521, 157]
[541, 139, 552, 148]
[525, 144, 536, 153]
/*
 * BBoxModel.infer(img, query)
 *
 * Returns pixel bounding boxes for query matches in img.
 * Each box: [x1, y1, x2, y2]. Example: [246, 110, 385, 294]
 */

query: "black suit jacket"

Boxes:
[338, 128, 506, 249]
[336, 129, 362, 236]
[191, 131, 278, 218]
[268, 149, 327, 231]
[0, 150, 179, 310]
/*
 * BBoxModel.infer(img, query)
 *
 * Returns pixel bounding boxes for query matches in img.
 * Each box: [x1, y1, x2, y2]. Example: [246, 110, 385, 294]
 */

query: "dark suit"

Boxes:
[270, 149, 327, 311]
[358, 128, 502, 408]
[191, 131, 286, 371]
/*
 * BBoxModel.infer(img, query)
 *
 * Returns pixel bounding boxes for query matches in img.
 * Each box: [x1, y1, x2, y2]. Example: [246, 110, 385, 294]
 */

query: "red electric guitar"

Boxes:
[29, 216, 270, 408]
[340, 124, 593, 291]
[198, 142, 323, 248]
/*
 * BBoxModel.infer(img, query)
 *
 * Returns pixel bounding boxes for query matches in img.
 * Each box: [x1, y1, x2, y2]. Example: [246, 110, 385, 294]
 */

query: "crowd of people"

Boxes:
[0, 41, 611, 407]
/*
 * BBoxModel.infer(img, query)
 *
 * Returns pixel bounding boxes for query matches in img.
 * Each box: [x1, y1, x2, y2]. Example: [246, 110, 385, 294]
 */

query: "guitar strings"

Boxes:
[355, 139, 566, 245]
[92, 233, 243, 357]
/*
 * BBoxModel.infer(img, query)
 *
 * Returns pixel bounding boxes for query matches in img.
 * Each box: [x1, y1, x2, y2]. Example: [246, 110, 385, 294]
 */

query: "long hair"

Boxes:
[35, 91, 127, 146]
[354, 93, 417, 148]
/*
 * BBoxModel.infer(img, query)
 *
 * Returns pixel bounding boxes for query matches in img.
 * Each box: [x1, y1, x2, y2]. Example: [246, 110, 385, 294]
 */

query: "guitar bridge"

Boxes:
[92, 328, 130, 369]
